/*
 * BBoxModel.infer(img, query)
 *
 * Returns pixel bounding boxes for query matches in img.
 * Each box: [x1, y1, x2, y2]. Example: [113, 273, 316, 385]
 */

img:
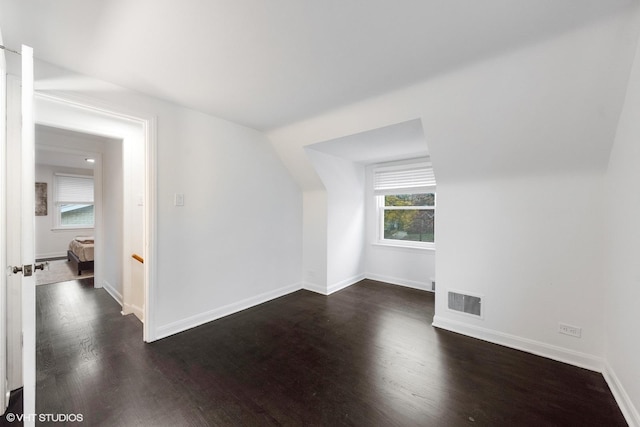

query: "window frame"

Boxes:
[52, 173, 95, 230]
[373, 160, 436, 250]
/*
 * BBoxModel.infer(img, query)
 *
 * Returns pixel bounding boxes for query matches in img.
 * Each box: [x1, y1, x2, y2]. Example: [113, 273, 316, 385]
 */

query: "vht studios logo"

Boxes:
[5, 412, 84, 423]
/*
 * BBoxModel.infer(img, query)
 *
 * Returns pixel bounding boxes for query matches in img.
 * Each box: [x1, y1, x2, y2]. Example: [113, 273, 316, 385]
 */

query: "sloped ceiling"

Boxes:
[0, 0, 635, 130]
[306, 119, 428, 165]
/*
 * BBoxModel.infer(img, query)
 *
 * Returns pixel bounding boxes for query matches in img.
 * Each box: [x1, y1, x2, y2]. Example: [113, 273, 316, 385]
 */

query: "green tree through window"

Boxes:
[383, 193, 435, 243]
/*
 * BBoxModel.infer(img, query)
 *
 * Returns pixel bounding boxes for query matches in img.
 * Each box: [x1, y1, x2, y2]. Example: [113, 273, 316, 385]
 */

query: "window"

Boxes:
[54, 173, 94, 229]
[374, 161, 436, 248]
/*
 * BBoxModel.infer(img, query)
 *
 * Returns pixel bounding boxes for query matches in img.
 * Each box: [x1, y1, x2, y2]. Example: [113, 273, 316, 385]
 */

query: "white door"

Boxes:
[0, 39, 7, 415]
[20, 44, 36, 427]
[6, 45, 36, 426]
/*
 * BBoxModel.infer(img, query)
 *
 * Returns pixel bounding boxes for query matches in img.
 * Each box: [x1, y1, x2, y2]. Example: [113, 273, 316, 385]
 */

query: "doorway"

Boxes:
[34, 125, 115, 289]
[33, 92, 155, 339]
[4, 89, 157, 403]
[3, 76, 157, 424]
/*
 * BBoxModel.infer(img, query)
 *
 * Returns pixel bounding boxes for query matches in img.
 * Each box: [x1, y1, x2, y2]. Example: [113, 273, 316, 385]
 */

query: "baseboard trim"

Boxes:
[302, 274, 366, 295]
[155, 282, 303, 340]
[603, 361, 640, 427]
[302, 282, 327, 295]
[102, 280, 123, 306]
[304, 274, 428, 295]
[366, 273, 432, 292]
[432, 315, 603, 372]
[327, 273, 366, 295]
[36, 252, 67, 261]
[124, 303, 144, 323]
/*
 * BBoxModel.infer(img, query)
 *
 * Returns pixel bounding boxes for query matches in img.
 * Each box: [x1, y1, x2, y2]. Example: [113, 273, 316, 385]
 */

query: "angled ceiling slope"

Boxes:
[306, 119, 428, 165]
[0, 0, 635, 130]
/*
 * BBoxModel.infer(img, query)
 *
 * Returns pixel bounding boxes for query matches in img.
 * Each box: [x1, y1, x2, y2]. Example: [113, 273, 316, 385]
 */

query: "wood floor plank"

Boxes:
[27, 278, 627, 426]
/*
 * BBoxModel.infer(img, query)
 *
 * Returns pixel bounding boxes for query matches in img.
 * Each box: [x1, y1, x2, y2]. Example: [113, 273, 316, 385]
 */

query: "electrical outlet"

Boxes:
[558, 323, 581, 338]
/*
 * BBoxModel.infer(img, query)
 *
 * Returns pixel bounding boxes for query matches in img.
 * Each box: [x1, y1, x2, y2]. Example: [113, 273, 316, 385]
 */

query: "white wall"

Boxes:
[154, 106, 302, 335]
[603, 17, 640, 424]
[121, 116, 144, 319]
[23, 59, 303, 340]
[302, 190, 327, 291]
[268, 8, 639, 372]
[34, 164, 94, 260]
[305, 149, 366, 293]
[366, 244, 435, 291]
[434, 172, 605, 365]
[102, 140, 123, 301]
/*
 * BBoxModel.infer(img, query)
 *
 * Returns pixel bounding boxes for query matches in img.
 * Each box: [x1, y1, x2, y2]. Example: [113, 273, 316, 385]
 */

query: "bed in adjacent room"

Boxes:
[67, 236, 94, 275]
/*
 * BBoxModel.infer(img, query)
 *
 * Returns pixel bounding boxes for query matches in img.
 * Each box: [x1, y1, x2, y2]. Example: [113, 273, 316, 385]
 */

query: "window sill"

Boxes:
[51, 227, 95, 232]
[372, 242, 436, 251]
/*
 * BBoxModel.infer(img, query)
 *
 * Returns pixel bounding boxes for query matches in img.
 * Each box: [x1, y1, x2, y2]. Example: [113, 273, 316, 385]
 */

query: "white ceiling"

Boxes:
[34, 148, 94, 170]
[35, 124, 112, 170]
[0, 0, 634, 130]
[306, 119, 428, 165]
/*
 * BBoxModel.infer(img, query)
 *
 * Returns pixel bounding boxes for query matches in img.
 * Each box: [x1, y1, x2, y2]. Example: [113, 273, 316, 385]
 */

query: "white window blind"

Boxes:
[374, 162, 436, 195]
[55, 174, 94, 203]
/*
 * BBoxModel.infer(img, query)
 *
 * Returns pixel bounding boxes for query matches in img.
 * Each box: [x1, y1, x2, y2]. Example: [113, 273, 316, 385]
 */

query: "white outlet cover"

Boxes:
[558, 323, 582, 338]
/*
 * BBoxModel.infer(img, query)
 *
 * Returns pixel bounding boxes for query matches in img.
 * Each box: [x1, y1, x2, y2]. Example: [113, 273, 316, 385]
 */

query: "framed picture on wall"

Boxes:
[35, 182, 47, 216]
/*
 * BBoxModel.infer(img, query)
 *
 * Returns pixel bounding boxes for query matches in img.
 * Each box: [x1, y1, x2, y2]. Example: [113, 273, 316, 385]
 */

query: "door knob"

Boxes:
[9, 262, 48, 276]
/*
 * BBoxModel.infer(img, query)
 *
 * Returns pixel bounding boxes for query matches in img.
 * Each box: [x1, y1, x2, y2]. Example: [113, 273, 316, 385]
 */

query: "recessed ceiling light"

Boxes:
[85, 158, 95, 163]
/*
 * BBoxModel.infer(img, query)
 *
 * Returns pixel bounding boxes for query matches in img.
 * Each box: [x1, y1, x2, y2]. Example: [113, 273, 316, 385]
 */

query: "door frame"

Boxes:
[33, 92, 157, 342]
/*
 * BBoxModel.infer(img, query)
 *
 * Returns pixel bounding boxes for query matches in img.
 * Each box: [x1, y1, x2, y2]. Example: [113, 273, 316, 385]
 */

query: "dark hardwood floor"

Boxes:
[26, 278, 626, 426]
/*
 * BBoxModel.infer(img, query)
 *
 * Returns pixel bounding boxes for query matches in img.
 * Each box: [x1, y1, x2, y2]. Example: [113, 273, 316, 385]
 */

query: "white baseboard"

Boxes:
[124, 303, 144, 323]
[366, 273, 432, 292]
[303, 282, 327, 295]
[36, 251, 67, 260]
[302, 274, 366, 295]
[603, 361, 640, 427]
[304, 274, 428, 295]
[155, 282, 303, 340]
[327, 273, 365, 295]
[432, 315, 604, 372]
[102, 280, 123, 306]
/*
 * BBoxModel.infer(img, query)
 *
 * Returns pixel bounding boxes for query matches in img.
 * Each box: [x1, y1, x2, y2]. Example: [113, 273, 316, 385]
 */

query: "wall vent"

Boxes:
[448, 291, 482, 317]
